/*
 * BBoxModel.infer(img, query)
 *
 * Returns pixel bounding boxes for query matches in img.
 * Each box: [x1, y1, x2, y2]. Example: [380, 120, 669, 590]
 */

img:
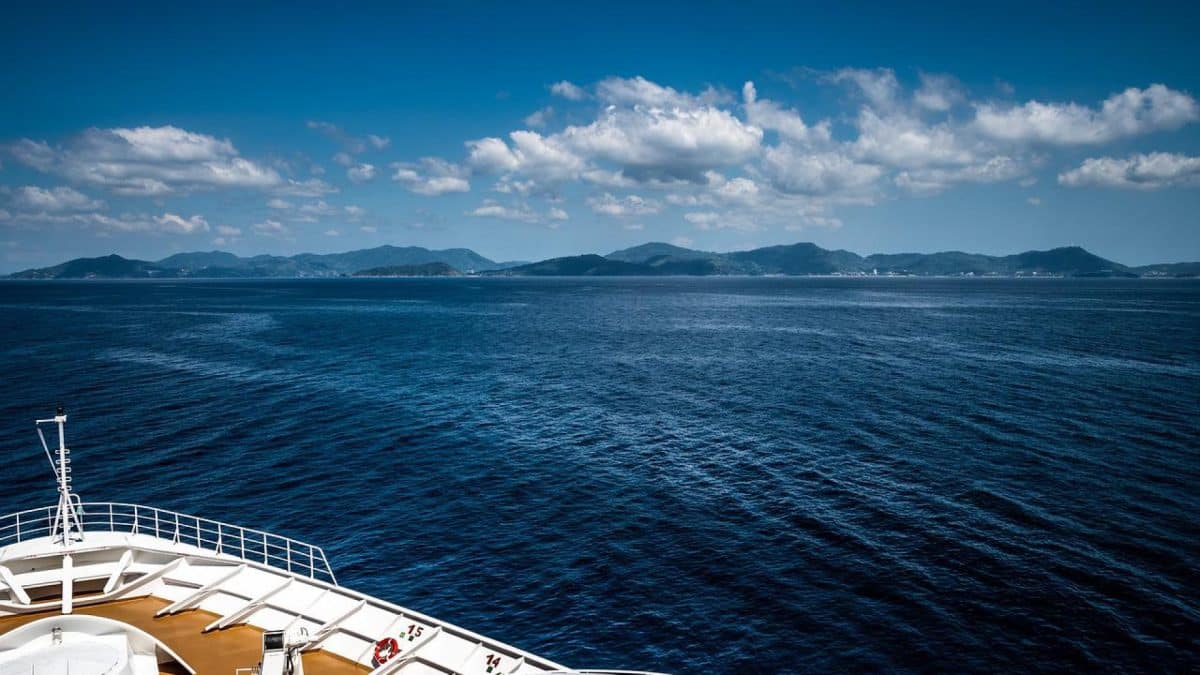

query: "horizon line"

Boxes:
[6, 240, 1199, 276]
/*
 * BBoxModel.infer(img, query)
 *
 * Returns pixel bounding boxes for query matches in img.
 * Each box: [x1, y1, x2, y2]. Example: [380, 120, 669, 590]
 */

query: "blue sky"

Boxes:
[1, 1, 1198, 271]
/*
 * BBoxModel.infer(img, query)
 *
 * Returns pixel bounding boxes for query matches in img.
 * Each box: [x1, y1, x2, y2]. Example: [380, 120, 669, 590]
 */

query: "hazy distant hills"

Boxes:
[487, 252, 742, 276]
[606, 242, 719, 263]
[591, 242, 1145, 277]
[6, 241, 1198, 279]
[859, 247, 1136, 277]
[731, 242, 865, 275]
[1129, 261, 1200, 277]
[291, 246, 500, 275]
[352, 262, 462, 277]
[597, 242, 1177, 277]
[14, 254, 172, 280]
[8, 245, 512, 279]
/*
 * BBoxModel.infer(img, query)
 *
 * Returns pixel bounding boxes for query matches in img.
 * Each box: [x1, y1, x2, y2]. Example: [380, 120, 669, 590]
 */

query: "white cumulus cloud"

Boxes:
[586, 193, 662, 217]
[392, 158, 471, 195]
[154, 213, 209, 234]
[596, 76, 730, 108]
[347, 163, 377, 184]
[895, 156, 1026, 194]
[550, 80, 587, 101]
[851, 108, 977, 169]
[466, 132, 584, 182]
[1058, 152, 1200, 189]
[827, 68, 901, 110]
[276, 178, 338, 197]
[974, 84, 1199, 145]
[557, 104, 762, 182]
[913, 73, 965, 112]
[743, 81, 831, 144]
[468, 199, 566, 225]
[762, 147, 883, 196]
[524, 107, 555, 128]
[12, 185, 104, 212]
[0, 209, 221, 235]
[7, 126, 281, 196]
[252, 219, 289, 236]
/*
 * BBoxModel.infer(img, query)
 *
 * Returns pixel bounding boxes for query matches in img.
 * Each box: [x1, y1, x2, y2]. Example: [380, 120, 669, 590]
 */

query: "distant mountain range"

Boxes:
[5, 242, 1198, 279]
[6, 246, 516, 279]
[492, 243, 1196, 278]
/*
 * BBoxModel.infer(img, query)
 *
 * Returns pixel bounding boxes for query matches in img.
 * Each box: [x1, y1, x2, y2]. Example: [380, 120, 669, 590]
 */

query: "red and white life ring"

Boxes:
[373, 637, 400, 665]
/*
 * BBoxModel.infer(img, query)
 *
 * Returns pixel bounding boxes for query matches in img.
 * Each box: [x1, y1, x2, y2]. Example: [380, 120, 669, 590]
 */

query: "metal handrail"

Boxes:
[0, 502, 336, 584]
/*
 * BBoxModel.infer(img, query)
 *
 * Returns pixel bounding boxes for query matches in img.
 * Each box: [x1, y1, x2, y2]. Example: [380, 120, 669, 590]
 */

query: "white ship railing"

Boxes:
[0, 502, 337, 584]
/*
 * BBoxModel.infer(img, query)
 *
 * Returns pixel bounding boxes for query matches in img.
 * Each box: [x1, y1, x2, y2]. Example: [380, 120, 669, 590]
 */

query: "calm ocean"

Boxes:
[0, 278, 1197, 672]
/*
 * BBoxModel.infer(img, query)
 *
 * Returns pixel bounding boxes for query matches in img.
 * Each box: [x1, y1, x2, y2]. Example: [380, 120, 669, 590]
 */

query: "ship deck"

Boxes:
[1, 503, 581, 674]
[0, 596, 369, 675]
[1, 415, 649, 675]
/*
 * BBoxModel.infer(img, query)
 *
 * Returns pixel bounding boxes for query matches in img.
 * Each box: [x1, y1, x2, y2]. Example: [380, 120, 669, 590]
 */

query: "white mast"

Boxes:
[37, 407, 84, 545]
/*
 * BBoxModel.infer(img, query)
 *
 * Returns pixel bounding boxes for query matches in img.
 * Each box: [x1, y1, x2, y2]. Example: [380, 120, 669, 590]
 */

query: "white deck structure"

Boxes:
[0, 410, 667, 675]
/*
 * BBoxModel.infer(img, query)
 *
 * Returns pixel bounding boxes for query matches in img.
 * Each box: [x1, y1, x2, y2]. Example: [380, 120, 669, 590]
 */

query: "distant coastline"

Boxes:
[6, 242, 1199, 280]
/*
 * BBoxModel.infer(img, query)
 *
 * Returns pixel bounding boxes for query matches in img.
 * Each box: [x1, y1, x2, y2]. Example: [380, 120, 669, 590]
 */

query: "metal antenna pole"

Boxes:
[37, 407, 83, 545]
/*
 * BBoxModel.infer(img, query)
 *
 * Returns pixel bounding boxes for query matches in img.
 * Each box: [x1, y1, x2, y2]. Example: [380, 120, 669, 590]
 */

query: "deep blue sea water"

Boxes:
[0, 278, 1197, 673]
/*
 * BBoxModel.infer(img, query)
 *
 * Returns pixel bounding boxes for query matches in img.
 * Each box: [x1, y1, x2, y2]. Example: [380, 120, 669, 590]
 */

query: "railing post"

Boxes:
[240, 529, 246, 560]
[133, 504, 139, 534]
[174, 513, 180, 544]
[217, 522, 223, 554]
[109, 503, 114, 531]
[196, 516, 202, 549]
[154, 510, 160, 539]
[263, 533, 268, 565]
[286, 539, 292, 573]
[323, 550, 336, 585]
[15, 513, 20, 542]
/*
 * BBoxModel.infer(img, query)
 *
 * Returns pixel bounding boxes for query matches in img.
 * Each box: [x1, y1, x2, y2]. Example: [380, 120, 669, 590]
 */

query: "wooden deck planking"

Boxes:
[0, 596, 369, 674]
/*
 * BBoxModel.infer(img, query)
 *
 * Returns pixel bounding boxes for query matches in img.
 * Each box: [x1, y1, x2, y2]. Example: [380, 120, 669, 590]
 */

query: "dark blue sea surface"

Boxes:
[0, 278, 1197, 673]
